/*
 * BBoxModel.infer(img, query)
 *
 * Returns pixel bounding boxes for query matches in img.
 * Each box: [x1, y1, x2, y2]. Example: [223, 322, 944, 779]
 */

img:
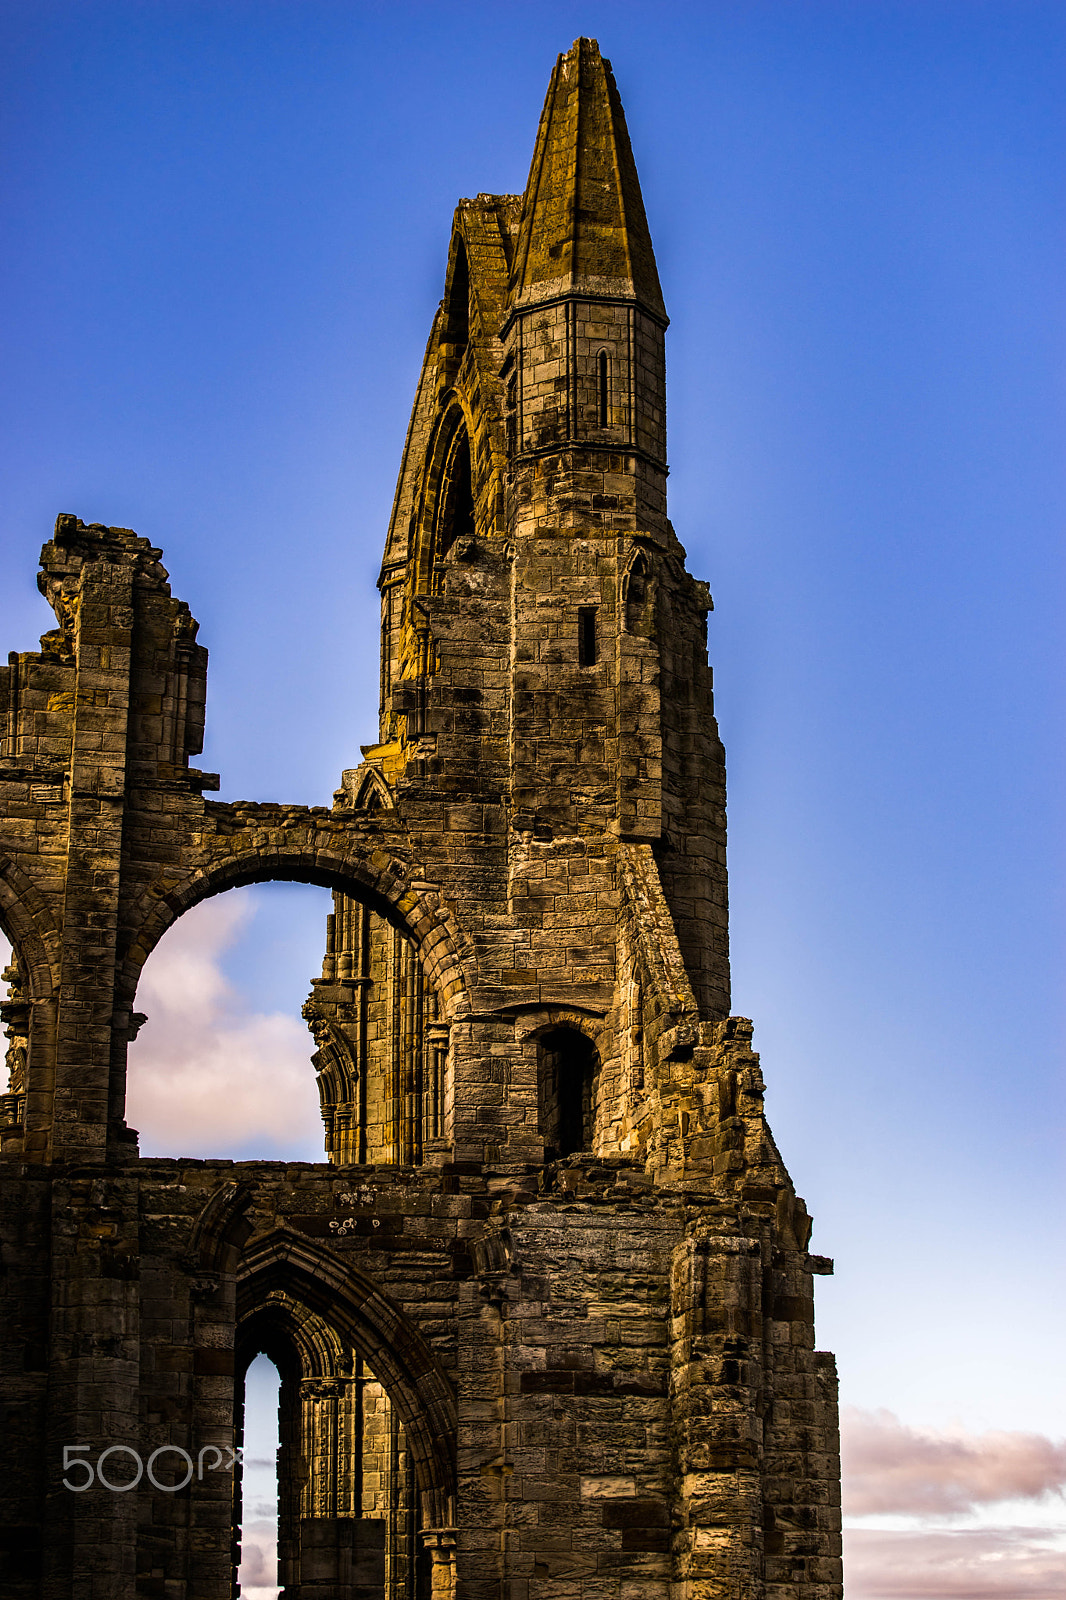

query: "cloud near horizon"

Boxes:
[843, 1410, 1066, 1599]
[845, 1527, 1066, 1599]
[124, 895, 325, 1160]
[842, 1408, 1066, 1518]
[237, 1516, 278, 1599]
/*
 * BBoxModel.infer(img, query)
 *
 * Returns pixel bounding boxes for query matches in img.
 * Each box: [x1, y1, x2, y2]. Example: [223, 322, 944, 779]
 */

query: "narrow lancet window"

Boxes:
[436, 426, 475, 564]
[578, 606, 597, 667]
[624, 554, 649, 634]
[597, 350, 609, 427]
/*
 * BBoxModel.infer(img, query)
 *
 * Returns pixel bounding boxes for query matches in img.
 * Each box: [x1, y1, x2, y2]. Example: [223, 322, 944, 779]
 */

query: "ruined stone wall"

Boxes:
[0, 36, 841, 1600]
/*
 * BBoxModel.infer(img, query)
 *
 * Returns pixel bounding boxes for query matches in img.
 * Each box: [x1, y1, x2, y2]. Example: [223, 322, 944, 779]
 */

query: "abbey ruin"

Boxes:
[0, 38, 843, 1600]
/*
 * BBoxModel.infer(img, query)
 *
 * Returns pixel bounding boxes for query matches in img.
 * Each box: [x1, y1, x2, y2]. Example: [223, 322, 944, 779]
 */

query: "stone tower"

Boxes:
[0, 37, 842, 1600]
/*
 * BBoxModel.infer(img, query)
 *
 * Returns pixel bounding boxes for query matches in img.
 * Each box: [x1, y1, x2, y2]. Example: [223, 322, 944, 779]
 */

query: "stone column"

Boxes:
[670, 1222, 766, 1597]
[420, 1529, 457, 1600]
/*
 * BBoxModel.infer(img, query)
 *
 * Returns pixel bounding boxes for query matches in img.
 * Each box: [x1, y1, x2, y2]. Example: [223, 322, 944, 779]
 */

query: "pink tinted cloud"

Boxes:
[845, 1527, 1066, 1599]
[124, 895, 324, 1160]
[842, 1408, 1066, 1518]
[237, 1516, 278, 1597]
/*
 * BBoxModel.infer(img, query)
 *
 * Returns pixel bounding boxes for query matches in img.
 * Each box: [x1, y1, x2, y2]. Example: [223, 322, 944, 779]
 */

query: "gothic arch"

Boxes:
[347, 762, 396, 813]
[622, 549, 653, 635]
[306, 1015, 359, 1159]
[186, 1177, 257, 1276]
[439, 235, 469, 353]
[238, 1290, 346, 1382]
[237, 1228, 457, 1526]
[411, 396, 478, 599]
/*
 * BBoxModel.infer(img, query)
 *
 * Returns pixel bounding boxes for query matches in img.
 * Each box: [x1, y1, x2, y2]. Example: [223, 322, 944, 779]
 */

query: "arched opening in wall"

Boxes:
[125, 882, 445, 1165]
[624, 552, 650, 634]
[235, 1283, 435, 1600]
[537, 1027, 600, 1159]
[433, 423, 475, 571]
[236, 1352, 282, 1600]
[0, 928, 27, 1150]
[405, 406, 476, 646]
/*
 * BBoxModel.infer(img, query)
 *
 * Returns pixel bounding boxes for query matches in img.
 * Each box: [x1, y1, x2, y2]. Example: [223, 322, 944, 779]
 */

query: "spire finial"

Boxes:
[509, 38, 666, 321]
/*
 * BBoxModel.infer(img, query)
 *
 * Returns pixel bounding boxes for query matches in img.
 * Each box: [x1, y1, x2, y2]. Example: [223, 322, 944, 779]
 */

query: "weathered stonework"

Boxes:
[0, 37, 842, 1600]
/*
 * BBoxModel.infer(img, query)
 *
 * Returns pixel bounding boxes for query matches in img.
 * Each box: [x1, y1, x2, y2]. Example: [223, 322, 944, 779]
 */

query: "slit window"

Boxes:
[506, 374, 517, 455]
[578, 606, 597, 667]
[597, 350, 609, 427]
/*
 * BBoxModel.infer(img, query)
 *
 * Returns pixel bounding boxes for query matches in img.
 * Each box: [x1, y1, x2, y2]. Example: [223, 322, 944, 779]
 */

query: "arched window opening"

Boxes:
[408, 408, 475, 615]
[236, 1352, 281, 1598]
[236, 1306, 424, 1599]
[537, 1027, 600, 1159]
[0, 931, 28, 1150]
[434, 424, 475, 569]
[624, 553, 650, 634]
[597, 349, 610, 428]
[126, 882, 444, 1166]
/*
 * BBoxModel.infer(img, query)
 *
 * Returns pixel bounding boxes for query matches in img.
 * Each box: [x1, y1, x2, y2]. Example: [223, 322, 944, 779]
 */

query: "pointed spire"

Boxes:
[509, 38, 667, 321]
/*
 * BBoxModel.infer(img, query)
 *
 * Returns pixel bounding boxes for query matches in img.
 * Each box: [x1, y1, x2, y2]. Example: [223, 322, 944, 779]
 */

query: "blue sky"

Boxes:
[1, 3, 1063, 1592]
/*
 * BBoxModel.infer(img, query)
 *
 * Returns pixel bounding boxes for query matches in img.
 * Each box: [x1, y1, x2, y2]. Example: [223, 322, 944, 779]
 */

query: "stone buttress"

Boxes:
[0, 37, 842, 1600]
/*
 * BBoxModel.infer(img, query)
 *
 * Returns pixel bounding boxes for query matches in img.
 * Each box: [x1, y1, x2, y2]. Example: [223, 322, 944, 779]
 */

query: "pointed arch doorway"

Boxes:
[232, 1231, 456, 1600]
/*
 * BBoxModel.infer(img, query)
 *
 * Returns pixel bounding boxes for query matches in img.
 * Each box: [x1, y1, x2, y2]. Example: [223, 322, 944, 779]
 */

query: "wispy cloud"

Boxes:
[845, 1526, 1066, 1598]
[125, 895, 324, 1160]
[842, 1408, 1066, 1518]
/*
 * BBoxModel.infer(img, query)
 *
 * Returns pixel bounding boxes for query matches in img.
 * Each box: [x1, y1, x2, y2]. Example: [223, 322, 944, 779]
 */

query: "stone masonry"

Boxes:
[0, 37, 843, 1600]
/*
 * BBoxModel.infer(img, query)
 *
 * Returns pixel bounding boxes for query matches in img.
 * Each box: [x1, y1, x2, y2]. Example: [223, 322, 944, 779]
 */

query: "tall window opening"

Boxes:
[597, 349, 609, 427]
[624, 553, 649, 634]
[538, 1027, 600, 1159]
[236, 1352, 281, 1600]
[308, 892, 442, 1165]
[578, 606, 598, 668]
[236, 1317, 421, 1599]
[434, 424, 475, 568]
[441, 240, 469, 352]
[0, 930, 28, 1149]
